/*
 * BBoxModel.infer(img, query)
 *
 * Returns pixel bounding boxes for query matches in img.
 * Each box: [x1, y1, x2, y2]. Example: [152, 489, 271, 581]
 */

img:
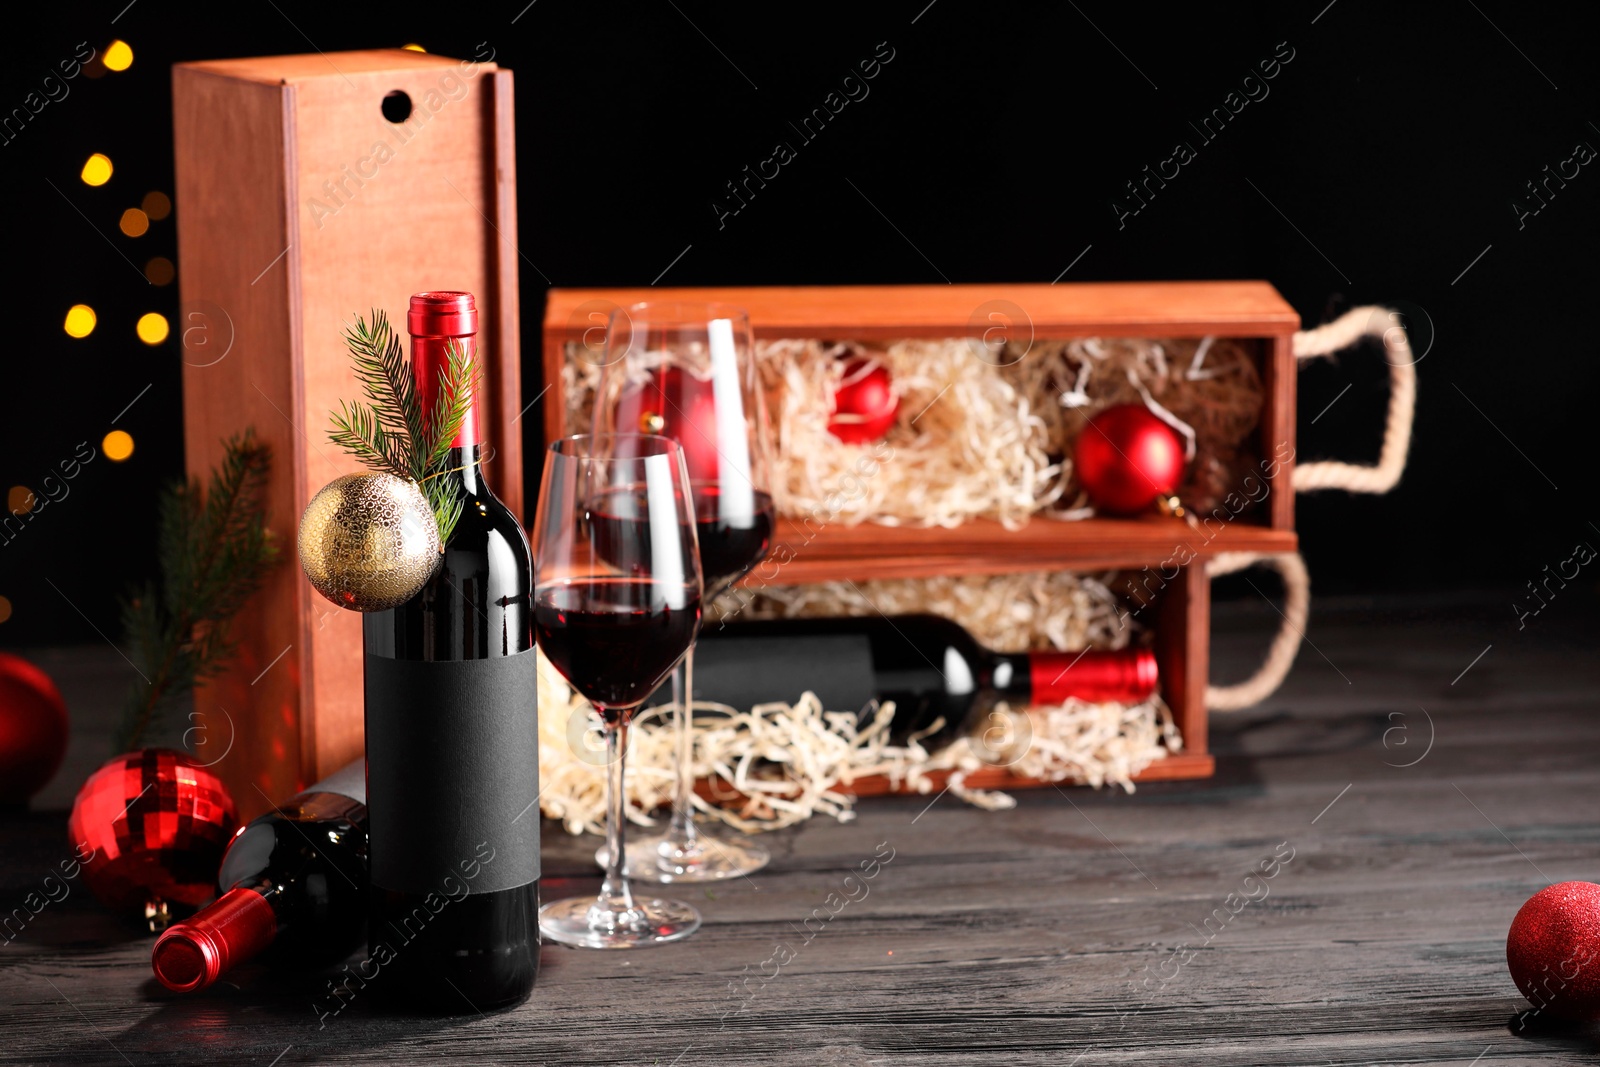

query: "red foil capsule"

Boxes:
[1029, 647, 1159, 705]
[409, 291, 480, 448]
[151, 887, 278, 992]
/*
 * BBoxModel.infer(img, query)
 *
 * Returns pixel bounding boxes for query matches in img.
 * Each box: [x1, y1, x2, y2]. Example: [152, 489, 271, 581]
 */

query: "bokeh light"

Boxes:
[142, 191, 172, 220]
[102, 430, 135, 462]
[64, 304, 97, 338]
[104, 40, 134, 72]
[8, 486, 34, 515]
[136, 312, 170, 345]
[120, 207, 150, 237]
[81, 153, 113, 186]
[145, 257, 175, 286]
[0, 596, 12, 625]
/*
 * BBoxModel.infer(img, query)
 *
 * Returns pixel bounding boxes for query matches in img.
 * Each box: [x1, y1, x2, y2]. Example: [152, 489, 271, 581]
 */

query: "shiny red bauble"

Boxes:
[1507, 881, 1600, 1020]
[614, 366, 720, 483]
[827, 358, 898, 445]
[0, 651, 70, 805]
[1072, 404, 1187, 515]
[68, 749, 238, 923]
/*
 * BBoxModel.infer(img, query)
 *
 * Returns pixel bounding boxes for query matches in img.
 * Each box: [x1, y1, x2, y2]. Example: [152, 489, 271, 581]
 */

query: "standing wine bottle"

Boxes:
[150, 761, 367, 993]
[659, 614, 1158, 745]
[362, 292, 539, 1011]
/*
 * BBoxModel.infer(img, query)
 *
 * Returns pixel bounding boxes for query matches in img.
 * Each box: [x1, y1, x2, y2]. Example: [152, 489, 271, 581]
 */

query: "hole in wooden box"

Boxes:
[380, 90, 413, 123]
[563, 333, 1280, 532]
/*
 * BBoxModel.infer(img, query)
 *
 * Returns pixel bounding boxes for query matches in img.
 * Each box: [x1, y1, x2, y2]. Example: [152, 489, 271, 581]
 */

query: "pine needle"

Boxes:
[329, 310, 477, 544]
[114, 431, 278, 753]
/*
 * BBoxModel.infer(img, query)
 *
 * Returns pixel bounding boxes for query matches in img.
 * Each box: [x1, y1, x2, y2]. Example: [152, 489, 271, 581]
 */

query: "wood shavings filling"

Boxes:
[538, 571, 1178, 835]
[563, 334, 1262, 527]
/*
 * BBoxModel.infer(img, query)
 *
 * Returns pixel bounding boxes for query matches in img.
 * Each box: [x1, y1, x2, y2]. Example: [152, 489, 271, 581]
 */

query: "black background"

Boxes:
[5, 1, 1597, 645]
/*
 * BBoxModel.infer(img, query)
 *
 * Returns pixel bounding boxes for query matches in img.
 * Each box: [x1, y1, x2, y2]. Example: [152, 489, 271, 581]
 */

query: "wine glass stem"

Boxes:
[666, 652, 699, 853]
[598, 715, 635, 913]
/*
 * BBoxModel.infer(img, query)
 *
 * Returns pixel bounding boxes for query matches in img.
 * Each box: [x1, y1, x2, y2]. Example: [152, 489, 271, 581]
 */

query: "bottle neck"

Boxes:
[440, 443, 488, 498]
[411, 333, 481, 449]
[989, 652, 1033, 699]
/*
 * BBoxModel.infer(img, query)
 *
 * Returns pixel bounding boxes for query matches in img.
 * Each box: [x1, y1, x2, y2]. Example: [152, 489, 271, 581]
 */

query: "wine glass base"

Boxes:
[538, 895, 700, 949]
[598, 829, 770, 883]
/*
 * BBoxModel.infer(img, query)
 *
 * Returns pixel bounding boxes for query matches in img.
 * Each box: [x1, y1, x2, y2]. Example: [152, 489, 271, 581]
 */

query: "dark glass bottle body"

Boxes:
[363, 443, 540, 1011]
[150, 770, 367, 993]
[219, 789, 369, 954]
[670, 614, 1157, 746]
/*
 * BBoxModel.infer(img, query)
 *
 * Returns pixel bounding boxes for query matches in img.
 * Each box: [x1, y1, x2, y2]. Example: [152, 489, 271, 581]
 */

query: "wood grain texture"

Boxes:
[543, 282, 1300, 339]
[755, 515, 1295, 584]
[4, 597, 1588, 1065]
[172, 50, 524, 817]
[173, 63, 309, 815]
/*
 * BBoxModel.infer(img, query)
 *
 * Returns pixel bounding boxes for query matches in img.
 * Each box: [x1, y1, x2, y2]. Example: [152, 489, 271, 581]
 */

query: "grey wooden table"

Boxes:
[3, 594, 1597, 1065]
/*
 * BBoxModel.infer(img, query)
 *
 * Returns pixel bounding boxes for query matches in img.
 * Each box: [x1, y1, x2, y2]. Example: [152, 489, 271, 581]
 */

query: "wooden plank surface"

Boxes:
[543, 282, 1301, 340]
[755, 516, 1296, 583]
[2, 595, 1593, 1065]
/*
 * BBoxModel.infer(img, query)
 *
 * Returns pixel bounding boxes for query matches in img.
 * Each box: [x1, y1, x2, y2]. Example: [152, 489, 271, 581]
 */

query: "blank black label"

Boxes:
[364, 649, 539, 895]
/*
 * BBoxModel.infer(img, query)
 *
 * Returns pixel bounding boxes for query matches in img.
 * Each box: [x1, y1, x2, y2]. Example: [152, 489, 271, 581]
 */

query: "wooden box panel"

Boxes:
[173, 49, 521, 815]
[541, 282, 1300, 787]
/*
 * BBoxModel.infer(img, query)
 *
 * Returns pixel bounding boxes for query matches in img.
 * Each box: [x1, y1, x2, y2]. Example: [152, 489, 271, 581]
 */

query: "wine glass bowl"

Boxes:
[591, 303, 775, 883]
[531, 434, 704, 948]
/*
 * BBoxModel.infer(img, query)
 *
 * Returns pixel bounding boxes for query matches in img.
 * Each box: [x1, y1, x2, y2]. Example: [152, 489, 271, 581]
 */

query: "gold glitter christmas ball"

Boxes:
[297, 473, 440, 612]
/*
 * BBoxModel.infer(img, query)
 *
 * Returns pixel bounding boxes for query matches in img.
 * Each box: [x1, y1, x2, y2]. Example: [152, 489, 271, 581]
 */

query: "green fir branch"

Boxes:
[329, 312, 478, 545]
[114, 431, 278, 753]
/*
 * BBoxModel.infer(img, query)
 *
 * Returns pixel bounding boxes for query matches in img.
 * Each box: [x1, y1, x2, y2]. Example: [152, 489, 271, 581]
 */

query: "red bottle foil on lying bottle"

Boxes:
[150, 887, 277, 992]
[408, 291, 480, 448]
[1029, 647, 1159, 706]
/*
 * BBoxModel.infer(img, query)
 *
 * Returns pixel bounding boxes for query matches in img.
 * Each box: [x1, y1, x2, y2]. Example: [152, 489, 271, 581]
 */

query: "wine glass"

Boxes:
[591, 302, 774, 881]
[532, 433, 704, 948]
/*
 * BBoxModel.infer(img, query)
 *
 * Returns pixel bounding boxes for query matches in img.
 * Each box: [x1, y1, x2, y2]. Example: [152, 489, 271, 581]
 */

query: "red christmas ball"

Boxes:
[68, 749, 238, 924]
[614, 366, 721, 483]
[0, 651, 70, 805]
[827, 358, 898, 445]
[1507, 881, 1600, 1021]
[1073, 404, 1187, 515]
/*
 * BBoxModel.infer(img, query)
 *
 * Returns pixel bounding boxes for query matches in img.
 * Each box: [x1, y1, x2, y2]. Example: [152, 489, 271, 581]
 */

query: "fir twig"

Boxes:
[329, 311, 477, 544]
[113, 431, 278, 753]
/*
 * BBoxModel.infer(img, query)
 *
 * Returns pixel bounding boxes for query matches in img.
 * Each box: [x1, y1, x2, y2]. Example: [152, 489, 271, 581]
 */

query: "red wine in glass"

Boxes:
[691, 485, 774, 597]
[588, 486, 773, 599]
[534, 578, 702, 716]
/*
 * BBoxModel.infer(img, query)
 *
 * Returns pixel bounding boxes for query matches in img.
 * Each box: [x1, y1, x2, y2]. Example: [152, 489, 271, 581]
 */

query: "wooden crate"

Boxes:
[173, 49, 523, 815]
[542, 282, 1301, 787]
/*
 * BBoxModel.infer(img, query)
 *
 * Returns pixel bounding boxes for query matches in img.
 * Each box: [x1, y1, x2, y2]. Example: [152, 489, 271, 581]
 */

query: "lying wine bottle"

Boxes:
[362, 292, 540, 1011]
[151, 761, 367, 993]
[658, 614, 1158, 746]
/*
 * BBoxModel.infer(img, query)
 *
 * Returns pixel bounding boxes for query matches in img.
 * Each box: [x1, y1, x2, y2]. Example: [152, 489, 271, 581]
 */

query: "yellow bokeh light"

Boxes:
[8, 486, 34, 516]
[142, 190, 172, 220]
[120, 207, 150, 237]
[402, 43, 426, 52]
[103, 430, 135, 462]
[136, 312, 169, 345]
[64, 304, 97, 338]
[0, 596, 11, 624]
[81, 153, 113, 186]
[145, 257, 175, 286]
[104, 40, 134, 72]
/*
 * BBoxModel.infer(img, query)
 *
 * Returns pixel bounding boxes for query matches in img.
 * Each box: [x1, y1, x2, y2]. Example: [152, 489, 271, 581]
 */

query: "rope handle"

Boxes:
[1205, 306, 1417, 710]
[1291, 305, 1418, 494]
[1205, 551, 1309, 711]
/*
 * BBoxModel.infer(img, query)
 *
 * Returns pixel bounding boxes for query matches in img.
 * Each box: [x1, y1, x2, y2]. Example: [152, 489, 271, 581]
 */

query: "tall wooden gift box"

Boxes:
[544, 283, 1302, 789]
[172, 49, 524, 815]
